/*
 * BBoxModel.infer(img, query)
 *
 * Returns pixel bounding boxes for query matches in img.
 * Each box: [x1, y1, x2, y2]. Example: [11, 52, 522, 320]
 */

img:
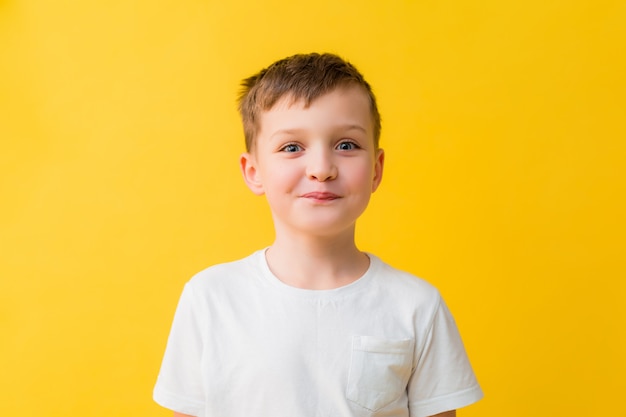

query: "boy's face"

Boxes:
[240, 85, 384, 238]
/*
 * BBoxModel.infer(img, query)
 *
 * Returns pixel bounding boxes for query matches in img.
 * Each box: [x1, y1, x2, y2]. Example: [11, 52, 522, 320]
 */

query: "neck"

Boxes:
[266, 227, 369, 290]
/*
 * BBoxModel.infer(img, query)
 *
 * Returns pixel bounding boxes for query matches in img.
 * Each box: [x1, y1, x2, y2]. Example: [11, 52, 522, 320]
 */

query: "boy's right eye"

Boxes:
[280, 143, 302, 153]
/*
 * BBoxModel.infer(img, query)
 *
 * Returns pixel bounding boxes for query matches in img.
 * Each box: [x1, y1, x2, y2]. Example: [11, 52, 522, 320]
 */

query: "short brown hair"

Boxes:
[238, 53, 381, 151]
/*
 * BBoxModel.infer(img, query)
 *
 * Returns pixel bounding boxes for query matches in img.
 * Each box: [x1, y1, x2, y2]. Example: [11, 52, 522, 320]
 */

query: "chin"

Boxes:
[296, 220, 357, 237]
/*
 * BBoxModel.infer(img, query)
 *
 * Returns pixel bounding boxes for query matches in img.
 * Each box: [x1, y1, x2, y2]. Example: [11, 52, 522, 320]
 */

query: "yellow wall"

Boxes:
[1, 1, 624, 415]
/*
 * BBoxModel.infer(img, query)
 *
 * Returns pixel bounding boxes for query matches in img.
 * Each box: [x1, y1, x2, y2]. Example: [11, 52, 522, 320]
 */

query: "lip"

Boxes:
[301, 192, 341, 201]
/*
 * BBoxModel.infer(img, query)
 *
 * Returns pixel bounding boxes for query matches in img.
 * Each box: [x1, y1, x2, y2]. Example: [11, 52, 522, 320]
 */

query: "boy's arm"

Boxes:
[430, 411, 456, 417]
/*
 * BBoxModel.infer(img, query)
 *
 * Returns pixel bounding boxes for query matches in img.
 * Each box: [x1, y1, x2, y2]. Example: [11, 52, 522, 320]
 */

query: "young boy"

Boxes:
[153, 53, 483, 417]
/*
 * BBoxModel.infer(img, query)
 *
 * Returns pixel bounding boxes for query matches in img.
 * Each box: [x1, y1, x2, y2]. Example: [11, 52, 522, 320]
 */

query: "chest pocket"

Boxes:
[346, 335, 414, 412]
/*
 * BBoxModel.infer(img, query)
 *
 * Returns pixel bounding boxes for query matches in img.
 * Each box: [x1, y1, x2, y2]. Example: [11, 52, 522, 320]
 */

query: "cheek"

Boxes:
[263, 166, 300, 191]
[347, 162, 376, 186]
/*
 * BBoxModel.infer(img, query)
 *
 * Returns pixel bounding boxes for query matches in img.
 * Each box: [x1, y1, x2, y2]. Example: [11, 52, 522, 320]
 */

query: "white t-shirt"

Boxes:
[154, 250, 483, 417]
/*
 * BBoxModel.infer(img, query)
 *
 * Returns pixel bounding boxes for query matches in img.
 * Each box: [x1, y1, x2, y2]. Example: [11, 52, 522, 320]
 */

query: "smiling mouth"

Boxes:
[301, 192, 341, 200]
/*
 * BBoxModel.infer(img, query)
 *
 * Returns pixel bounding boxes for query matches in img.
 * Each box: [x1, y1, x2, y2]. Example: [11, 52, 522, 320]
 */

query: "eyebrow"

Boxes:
[342, 124, 368, 134]
[269, 124, 367, 140]
[269, 129, 305, 139]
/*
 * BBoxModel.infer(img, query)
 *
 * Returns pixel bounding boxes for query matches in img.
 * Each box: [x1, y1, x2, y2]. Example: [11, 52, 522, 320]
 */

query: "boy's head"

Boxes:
[238, 53, 381, 152]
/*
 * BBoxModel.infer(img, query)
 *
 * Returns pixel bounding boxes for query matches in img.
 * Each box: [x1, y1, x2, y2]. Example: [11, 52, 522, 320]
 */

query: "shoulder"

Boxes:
[186, 250, 264, 293]
[370, 254, 440, 297]
[369, 254, 442, 310]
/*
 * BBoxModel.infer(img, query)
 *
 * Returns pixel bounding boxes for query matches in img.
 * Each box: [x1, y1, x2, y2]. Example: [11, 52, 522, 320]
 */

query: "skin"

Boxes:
[171, 86, 457, 417]
[240, 85, 384, 289]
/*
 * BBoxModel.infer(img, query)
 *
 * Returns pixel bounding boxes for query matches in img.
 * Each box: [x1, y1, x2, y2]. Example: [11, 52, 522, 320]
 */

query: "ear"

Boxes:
[371, 148, 385, 193]
[240, 152, 265, 196]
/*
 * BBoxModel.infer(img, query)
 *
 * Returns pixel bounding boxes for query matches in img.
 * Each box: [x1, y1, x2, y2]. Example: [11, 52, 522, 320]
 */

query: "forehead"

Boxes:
[257, 86, 374, 139]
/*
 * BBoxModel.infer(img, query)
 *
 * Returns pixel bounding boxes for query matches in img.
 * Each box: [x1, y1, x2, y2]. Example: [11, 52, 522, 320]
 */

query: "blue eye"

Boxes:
[281, 143, 301, 153]
[337, 141, 358, 151]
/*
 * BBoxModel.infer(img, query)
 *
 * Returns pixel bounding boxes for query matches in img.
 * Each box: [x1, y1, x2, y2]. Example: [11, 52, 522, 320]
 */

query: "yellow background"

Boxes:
[1, 1, 624, 415]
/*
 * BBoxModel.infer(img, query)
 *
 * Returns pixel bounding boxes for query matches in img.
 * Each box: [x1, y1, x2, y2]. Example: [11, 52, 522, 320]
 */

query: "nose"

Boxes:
[306, 148, 337, 182]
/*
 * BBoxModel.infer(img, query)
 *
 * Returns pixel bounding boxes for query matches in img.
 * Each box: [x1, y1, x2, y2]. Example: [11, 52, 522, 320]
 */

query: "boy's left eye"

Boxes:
[336, 141, 358, 151]
[280, 143, 302, 153]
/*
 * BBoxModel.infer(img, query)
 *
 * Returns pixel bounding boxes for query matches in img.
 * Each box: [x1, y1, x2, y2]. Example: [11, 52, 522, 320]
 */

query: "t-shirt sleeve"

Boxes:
[153, 283, 205, 416]
[407, 295, 483, 417]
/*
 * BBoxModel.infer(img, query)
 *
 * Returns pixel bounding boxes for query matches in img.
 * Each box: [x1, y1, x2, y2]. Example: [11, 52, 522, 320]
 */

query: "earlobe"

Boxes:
[240, 152, 265, 196]
[371, 148, 385, 192]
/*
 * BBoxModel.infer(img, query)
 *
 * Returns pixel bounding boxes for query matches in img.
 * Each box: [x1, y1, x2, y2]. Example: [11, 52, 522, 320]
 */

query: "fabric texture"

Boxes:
[153, 250, 483, 417]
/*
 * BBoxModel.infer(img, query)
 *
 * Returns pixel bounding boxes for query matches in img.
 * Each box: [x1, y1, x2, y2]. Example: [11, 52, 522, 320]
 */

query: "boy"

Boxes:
[153, 53, 483, 417]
